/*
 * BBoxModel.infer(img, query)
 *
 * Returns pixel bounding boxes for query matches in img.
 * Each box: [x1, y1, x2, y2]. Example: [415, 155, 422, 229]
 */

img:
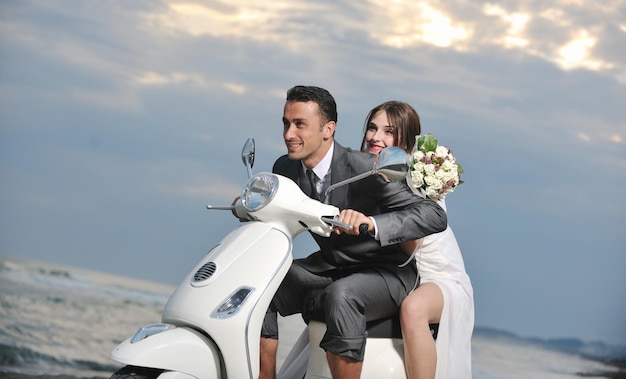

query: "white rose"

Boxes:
[424, 164, 436, 175]
[431, 178, 443, 190]
[424, 174, 436, 186]
[441, 160, 455, 171]
[435, 145, 449, 157]
[413, 161, 425, 172]
[442, 170, 455, 182]
[413, 150, 425, 161]
[426, 187, 440, 199]
[410, 171, 424, 187]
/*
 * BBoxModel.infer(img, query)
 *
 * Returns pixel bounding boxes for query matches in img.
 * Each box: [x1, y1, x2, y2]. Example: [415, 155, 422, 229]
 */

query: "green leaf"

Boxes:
[421, 133, 438, 152]
[416, 135, 425, 151]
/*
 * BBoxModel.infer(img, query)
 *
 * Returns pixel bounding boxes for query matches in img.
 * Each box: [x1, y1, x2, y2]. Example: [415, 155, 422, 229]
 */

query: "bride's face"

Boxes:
[364, 110, 395, 155]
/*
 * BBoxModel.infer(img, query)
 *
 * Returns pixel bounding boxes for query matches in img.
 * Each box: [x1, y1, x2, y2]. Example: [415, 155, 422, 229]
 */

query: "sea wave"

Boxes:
[0, 258, 171, 306]
[0, 342, 118, 377]
[0, 255, 172, 378]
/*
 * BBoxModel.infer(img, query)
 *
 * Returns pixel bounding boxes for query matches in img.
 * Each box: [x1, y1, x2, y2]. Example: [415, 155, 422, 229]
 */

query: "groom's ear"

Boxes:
[324, 120, 336, 139]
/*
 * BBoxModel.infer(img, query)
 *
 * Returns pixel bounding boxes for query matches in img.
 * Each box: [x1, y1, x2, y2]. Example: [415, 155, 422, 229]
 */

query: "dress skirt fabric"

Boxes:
[412, 200, 474, 378]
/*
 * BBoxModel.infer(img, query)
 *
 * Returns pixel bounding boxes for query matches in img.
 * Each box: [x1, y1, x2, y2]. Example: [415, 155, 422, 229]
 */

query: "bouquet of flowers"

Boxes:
[407, 134, 463, 201]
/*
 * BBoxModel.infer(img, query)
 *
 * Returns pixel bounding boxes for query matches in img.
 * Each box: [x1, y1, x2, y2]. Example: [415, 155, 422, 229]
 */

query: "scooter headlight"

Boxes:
[130, 323, 176, 343]
[241, 173, 279, 212]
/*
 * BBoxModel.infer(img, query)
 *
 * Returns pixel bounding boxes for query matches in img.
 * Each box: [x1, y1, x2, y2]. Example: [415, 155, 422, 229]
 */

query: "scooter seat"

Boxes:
[302, 290, 438, 340]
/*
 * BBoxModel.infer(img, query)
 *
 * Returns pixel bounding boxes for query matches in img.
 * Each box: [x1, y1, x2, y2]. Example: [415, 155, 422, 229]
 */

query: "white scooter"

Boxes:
[109, 138, 424, 379]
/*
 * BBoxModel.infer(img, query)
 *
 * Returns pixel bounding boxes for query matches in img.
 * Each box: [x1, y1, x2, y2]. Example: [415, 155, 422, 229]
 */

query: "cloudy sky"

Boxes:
[1, 1, 624, 345]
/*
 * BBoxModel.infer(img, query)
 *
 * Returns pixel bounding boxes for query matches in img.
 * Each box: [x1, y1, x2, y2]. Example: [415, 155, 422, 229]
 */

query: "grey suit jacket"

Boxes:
[272, 142, 447, 299]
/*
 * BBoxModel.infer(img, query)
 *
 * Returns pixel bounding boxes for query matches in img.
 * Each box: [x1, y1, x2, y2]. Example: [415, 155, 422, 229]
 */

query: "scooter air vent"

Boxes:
[193, 262, 217, 282]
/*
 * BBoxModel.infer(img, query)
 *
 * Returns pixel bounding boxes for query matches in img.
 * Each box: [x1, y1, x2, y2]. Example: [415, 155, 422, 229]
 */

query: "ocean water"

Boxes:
[0, 254, 621, 379]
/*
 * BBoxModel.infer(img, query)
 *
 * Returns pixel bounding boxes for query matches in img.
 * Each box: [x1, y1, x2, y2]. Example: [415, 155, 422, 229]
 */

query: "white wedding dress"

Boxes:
[413, 199, 474, 378]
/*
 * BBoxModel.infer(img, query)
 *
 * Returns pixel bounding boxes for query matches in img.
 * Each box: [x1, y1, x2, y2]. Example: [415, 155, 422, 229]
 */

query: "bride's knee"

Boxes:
[400, 293, 429, 324]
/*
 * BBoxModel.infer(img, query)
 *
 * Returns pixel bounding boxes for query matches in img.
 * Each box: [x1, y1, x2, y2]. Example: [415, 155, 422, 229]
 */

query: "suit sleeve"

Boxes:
[371, 178, 448, 247]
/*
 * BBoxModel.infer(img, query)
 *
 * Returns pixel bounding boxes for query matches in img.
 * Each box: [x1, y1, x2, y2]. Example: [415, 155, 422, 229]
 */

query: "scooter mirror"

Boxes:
[323, 146, 410, 203]
[241, 137, 255, 178]
[375, 146, 410, 182]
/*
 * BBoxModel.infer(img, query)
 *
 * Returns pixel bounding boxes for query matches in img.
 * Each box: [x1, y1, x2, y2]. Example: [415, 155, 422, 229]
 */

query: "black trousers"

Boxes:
[261, 259, 416, 361]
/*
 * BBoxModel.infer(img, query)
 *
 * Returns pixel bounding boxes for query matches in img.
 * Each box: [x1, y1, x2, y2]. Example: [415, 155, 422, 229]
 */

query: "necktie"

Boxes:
[306, 169, 320, 200]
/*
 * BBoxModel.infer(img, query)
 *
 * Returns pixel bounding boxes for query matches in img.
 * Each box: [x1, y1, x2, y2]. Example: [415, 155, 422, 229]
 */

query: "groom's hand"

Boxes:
[335, 209, 374, 236]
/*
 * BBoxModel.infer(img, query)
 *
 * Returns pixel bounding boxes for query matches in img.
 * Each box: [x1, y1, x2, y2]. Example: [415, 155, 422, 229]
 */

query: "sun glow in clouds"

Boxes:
[556, 30, 606, 71]
[137, 0, 624, 83]
[145, 1, 283, 39]
[482, 4, 616, 76]
[559, 32, 592, 62]
[370, 1, 470, 49]
[483, 4, 530, 47]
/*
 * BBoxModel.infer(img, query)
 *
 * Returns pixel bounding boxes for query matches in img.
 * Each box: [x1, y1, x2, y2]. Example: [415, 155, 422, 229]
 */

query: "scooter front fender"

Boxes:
[111, 326, 221, 378]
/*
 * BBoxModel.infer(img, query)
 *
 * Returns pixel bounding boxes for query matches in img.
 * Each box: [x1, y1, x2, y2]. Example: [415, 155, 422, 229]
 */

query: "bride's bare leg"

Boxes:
[400, 283, 443, 379]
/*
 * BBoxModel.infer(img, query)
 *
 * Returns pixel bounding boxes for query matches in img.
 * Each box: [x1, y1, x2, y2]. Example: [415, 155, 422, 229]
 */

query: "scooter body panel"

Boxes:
[303, 321, 406, 379]
[110, 327, 221, 378]
[162, 222, 293, 378]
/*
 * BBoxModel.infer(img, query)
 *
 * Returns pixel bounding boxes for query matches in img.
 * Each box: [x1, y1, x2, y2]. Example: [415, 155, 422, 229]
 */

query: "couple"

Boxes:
[258, 85, 473, 379]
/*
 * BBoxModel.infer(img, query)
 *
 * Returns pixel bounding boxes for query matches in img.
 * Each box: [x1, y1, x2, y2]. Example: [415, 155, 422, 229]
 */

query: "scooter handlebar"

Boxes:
[359, 223, 369, 235]
[206, 198, 251, 222]
[321, 218, 371, 236]
[320, 217, 353, 231]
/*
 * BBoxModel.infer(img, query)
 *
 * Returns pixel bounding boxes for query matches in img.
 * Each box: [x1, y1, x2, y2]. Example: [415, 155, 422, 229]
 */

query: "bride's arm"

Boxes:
[399, 238, 424, 256]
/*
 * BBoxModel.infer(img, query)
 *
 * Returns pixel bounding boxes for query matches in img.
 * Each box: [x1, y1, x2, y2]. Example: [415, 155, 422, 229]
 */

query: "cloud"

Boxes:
[133, 0, 626, 83]
[142, 1, 286, 40]
[364, 1, 625, 82]
[222, 82, 247, 94]
[367, 1, 472, 49]
[577, 132, 591, 142]
[483, 4, 530, 48]
[134, 71, 207, 87]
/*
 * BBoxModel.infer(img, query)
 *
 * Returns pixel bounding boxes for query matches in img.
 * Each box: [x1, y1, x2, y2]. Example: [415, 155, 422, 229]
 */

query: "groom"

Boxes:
[259, 85, 447, 379]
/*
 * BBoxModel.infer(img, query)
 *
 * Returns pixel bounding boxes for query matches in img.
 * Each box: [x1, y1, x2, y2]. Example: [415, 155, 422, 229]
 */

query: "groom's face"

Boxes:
[282, 101, 335, 168]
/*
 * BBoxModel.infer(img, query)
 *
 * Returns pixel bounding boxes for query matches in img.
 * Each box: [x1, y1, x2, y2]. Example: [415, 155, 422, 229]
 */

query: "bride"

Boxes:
[360, 100, 474, 379]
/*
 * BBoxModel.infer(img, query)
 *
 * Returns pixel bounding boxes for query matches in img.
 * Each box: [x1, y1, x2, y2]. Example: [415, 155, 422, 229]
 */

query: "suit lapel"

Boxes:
[329, 144, 350, 208]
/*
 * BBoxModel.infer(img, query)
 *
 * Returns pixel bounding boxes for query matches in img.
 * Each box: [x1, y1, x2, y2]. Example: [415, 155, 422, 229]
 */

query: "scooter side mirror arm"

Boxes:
[322, 146, 410, 204]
